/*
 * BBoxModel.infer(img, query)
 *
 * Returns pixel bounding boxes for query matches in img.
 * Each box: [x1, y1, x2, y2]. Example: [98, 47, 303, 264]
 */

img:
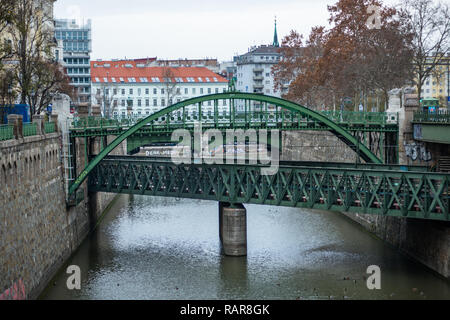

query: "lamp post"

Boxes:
[447, 54, 449, 109]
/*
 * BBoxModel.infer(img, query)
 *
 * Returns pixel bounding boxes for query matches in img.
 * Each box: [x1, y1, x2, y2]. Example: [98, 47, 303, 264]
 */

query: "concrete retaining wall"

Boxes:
[282, 130, 450, 279]
[282, 131, 358, 162]
[341, 212, 450, 279]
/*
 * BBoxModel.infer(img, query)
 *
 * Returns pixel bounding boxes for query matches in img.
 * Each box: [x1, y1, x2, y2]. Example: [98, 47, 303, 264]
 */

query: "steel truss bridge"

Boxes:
[65, 93, 450, 221]
[89, 156, 449, 221]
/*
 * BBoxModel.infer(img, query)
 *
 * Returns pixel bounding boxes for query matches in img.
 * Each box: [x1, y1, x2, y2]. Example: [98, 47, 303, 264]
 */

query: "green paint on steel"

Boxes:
[89, 156, 450, 221]
[68, 93, 382, 195]
[0, 124, 14, 141]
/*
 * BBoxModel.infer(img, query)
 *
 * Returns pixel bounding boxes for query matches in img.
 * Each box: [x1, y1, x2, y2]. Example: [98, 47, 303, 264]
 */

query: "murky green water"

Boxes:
[40, 195, 450, 300]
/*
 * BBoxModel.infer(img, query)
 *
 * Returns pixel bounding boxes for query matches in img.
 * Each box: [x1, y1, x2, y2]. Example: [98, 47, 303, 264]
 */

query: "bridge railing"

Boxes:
[0, 122, 57, 141]
[70, 110, 399, 130]
[413, 110, 450, 124]
[0, 124, 14, 141]
[22, 123, 37, 137]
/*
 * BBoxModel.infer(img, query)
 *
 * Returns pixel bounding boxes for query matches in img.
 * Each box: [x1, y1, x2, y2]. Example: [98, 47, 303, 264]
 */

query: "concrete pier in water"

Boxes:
[220, 202, 247, 256]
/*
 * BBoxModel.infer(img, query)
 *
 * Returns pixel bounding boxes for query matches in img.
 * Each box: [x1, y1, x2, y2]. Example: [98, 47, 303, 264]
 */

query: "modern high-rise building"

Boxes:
[54, 19, 92, 107]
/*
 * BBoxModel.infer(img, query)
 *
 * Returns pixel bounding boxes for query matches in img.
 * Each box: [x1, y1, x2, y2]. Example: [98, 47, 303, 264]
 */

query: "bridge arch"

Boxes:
[69, 92, 382, 195]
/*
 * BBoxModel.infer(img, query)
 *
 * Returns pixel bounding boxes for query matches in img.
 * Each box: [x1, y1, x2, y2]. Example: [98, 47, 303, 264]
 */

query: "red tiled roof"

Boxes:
[91, 60, 227, 84]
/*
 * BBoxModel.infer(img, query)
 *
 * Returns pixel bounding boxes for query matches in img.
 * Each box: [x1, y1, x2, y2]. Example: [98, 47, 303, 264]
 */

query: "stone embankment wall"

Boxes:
[0, 116, 126, 299]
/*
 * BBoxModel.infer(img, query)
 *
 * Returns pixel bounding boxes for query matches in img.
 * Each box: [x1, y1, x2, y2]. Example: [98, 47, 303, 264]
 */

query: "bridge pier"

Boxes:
[219, 202, 247, 257]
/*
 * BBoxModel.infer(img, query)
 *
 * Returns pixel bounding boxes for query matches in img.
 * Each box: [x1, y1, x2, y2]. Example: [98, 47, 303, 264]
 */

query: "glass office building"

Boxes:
[55, 19, 92, 106]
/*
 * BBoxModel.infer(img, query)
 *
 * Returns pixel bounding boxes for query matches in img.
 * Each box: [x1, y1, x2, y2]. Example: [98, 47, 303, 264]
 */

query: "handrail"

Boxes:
[413, 110, 450, 124]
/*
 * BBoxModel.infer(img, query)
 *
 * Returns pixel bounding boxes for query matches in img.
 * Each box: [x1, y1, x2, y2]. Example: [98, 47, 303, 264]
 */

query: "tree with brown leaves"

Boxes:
[273, 0, 414, 110]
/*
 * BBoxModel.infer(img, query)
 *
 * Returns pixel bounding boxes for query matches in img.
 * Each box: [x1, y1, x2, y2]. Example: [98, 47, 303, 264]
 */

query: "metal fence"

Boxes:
[22, 123, 37, 137]
[413, 110, 450, 124]
[0, 122, 57, 141]
[0, 124, 14, 141]
[44, 122, 56, 134]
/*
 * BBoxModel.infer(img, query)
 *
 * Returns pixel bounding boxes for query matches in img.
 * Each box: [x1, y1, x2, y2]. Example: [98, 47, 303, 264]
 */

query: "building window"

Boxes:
[129, 89, 133, 95]
[153, 88, 157, 95]
[161, 89, 165, 95]
[200, 88, 204, 94]
[161, 98, 165, 106]
[208, 88, 211, 94]
[184, 88, 188, 95]
[146, 99, 149, 107]
[153, 99, 157, 106]
[215, 88, 219, 93]
[145, 88, 149, 95]
[192, 88, 196, 95]
[138, 99, 142, 107]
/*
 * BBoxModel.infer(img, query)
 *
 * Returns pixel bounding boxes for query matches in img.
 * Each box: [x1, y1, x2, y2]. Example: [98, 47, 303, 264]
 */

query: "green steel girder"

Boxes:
[88, 157, 450, 221]
[69, 93, 383, 195]
[96, 155, 429, 172]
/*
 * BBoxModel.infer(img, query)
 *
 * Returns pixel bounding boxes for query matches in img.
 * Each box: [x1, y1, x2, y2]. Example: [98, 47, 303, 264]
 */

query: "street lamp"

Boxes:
[447, 53, 449, 110]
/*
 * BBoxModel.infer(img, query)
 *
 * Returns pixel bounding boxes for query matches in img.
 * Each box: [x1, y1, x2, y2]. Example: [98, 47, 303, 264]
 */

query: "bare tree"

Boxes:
[0, 0, 16, 63]
[95, 83, 119, 118]
[26, 59, 75, 116]
[8, 0, 56, 111]
[400, 0, 450, 101]
[161, 66, 180, 107]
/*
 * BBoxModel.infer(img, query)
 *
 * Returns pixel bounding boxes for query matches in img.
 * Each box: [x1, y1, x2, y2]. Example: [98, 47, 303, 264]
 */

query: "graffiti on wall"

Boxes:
[0, 279, 26, 300]
[404, 141, 432, 162]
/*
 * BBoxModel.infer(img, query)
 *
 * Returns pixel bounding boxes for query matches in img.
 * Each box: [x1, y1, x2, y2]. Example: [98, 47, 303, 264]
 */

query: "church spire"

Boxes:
[273, 16, 279, 47]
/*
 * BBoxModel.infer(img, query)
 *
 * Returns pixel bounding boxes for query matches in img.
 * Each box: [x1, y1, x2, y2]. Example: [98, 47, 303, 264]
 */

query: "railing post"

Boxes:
[50, 114, 59, 132]
[7, 114, 23, 139]
[33, 114, 45, 135]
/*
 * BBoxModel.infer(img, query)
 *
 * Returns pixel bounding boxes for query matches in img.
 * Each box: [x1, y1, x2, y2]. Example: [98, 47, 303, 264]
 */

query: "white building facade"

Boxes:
[236, 45, 281, 97]
[91, 60, 230, 118]
[234, 20, 287, 110]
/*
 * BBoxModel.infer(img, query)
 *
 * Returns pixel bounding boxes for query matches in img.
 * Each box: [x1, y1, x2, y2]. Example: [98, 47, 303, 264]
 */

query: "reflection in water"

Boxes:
[40, 195, 450, 300]
[219, 256, 248, 299]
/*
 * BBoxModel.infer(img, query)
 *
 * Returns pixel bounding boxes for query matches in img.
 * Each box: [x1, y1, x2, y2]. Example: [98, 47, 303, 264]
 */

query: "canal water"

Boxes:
[40, 195, 450, 300]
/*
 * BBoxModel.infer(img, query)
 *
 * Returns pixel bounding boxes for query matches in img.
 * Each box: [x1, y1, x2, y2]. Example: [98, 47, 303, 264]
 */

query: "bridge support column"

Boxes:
[220, 203, 247, 257]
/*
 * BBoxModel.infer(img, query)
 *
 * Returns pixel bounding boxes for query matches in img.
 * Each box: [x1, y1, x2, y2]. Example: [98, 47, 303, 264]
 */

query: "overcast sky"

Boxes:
[54, 0, 400, 62]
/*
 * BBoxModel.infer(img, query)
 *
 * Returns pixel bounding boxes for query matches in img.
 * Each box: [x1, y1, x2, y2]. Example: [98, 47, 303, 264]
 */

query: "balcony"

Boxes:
[253, 67, 263, 73]
[253, 75, 264, 81]
[253, 84, 264, 89]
